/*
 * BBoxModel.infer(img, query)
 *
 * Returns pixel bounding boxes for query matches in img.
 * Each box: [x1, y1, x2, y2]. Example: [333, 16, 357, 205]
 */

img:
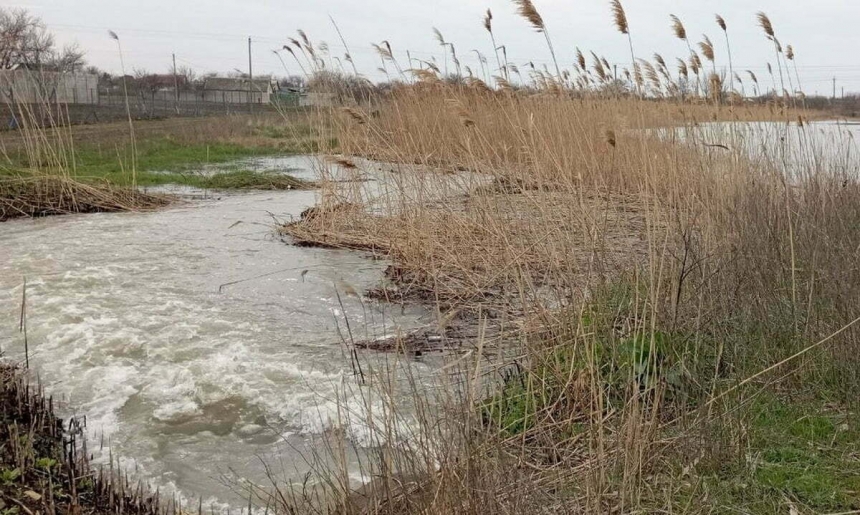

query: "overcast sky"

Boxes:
[11, 0, 860, 95]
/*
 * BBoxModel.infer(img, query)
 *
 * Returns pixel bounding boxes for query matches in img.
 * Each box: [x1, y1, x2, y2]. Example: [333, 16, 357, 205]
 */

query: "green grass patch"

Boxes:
[68, 138, 283, 186]
[680, 393, 860, 513]
[196, 170, 311, 190]
[746, 393, 860, 510]
[0, 136, 317, 191]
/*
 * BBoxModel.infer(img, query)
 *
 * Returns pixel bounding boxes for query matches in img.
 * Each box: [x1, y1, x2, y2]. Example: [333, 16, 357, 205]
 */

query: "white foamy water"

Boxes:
[0, 157, 437, 507]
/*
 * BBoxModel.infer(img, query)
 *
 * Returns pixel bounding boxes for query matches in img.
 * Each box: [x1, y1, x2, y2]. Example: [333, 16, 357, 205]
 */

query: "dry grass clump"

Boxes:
[286, 185, 654, 309]
[0, 173, 167, 221]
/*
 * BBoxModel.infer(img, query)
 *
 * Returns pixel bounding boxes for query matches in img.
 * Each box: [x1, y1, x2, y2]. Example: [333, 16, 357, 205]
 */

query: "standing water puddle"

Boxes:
[0, 156, 436, 507]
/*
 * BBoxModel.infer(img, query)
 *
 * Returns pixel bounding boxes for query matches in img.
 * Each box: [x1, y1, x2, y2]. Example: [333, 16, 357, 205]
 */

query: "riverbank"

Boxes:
[0, 113, 322, 221]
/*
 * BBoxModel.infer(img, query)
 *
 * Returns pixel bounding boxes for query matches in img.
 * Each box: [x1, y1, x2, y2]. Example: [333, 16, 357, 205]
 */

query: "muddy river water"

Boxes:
[0, 156, 440, 508]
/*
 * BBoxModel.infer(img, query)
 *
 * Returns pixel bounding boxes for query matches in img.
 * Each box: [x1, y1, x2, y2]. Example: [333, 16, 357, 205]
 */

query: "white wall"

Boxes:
[0, 70, 100, 105]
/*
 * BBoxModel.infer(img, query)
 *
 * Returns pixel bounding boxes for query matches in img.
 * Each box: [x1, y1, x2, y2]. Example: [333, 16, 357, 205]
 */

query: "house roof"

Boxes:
[203, 77, 274, 92]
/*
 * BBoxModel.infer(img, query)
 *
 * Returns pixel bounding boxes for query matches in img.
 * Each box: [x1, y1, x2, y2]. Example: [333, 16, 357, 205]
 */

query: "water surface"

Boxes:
[0, 157, 434, 507]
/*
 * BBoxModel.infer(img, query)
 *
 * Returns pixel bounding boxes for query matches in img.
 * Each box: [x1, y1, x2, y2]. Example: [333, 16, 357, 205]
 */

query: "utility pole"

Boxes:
[172, 52, 179, 114]
[248, 37, 253, 113]
[833, 77, 836, 101]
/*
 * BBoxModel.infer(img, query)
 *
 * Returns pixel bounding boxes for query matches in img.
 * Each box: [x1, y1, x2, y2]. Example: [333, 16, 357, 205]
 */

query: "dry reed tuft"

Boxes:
[699, 36, 715, 62]
[756, 11, 775, 38]
[610, 0, 629, 35]
[670, 14, 687, 41]
[512, 0, 545, 32]
[0, 173, 168, 221]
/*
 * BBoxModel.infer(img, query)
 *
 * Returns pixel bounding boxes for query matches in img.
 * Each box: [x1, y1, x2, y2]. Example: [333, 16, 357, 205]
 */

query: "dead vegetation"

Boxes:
[0, 173, 167, 221]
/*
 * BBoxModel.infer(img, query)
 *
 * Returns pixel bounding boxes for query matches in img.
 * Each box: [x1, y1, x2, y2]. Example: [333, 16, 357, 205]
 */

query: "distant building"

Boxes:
[136, 74, 188, 91]
[201, 77, 275, 104]
[0, 68, 100, 104]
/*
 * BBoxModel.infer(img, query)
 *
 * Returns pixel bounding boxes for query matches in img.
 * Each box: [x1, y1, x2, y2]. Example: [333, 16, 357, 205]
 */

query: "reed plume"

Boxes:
[641, 59, 662, 95]
[466, 76, 493, 93]
[108, 30, 136, 187]
[591, 51, 608, 83]
[374, 40, 406, 80]
[733, 71, 745, 95]
[610, 0, 628, 34]
[512, 0, 562, 81]
[492, 75, 513, 91]
[777, 39, 795, 97]
[483, 9, 507, 83]
[670, 14, 698, 96]
[708, 73, 722, 103]
[432, 27, 450, 77]
[757, 12, 785, 97]
[699, 36, 715, 63]
[329, 16, 359, 75]
[747, 70, 758, 85]
[766, 62, 777, 95]
[689, 51, 702, 96]
[576, 48, 586, 72]
[715, 13, 734, 93]
[342, 107, 369, 124]
[411, 68, 440, 84]
[785, 44, 803, 97]
[670, 14, 687, 41]
[282, 45, 308, 76]
[756, 12, 774, 38]
[676, 58, 688, 80]
[513, 0, 543, 30]
[611, 0, 638, 94]
[632, 61, 643, 90]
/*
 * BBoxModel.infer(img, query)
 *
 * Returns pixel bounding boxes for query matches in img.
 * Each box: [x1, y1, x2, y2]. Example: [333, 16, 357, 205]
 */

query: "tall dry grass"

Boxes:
[274, 77, 859, 512]
[0, 90, 167, 220]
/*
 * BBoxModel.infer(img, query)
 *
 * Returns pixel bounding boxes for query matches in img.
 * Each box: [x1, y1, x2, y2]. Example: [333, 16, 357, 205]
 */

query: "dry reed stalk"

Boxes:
[757, 12, 786, 98]
[108, 30, 136, 187]
[716, 14, 735, 92]
[512, 0, 561, 82]
[611, 0, 638, 95]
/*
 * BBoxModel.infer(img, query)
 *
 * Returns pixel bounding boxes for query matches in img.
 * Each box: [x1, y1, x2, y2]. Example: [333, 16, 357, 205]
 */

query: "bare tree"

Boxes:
[176, 65, 196, 86]
[0, 7, 84, 72]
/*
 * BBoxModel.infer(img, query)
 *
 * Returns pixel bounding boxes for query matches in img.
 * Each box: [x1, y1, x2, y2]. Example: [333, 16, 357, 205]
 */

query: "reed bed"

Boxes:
[274, 15, 860, 511]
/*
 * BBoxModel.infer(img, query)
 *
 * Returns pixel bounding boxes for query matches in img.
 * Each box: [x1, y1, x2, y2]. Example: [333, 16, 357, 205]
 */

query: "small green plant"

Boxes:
[35, 457, 58, 470]
[0, 467, 20, 486]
